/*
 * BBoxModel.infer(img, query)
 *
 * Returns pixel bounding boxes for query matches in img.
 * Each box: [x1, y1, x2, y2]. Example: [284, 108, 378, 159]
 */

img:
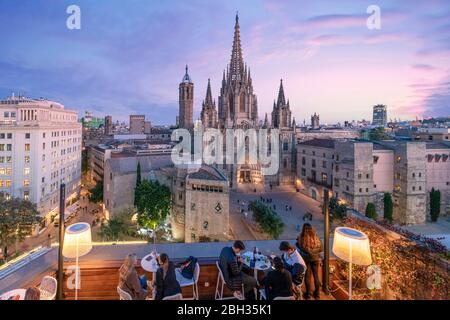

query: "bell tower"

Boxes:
[179, 65, 194, 129]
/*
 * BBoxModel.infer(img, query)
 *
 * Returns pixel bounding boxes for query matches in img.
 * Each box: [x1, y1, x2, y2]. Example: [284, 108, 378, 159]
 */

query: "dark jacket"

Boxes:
[155, 261, 181, 300]
[264, 269, 293, 300]
[296, 239, 324, 263]
[219, 247, 243, 291]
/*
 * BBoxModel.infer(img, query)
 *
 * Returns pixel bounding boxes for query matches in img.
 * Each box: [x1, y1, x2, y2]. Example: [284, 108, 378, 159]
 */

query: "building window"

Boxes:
[0, 134, 4, 139]
[346, 171, 349, 178]
[24, 191, 30, 201]
[321, 173, 328, 183]
[203, 221, 209, 230]
[3, 112, 9, 118]
[0, 144, 4, 151]
[358, 173, 362, 179]
[366, 188, 369, 192]
[412, 173, 415, 178]
[5, 180, 11, 187]
[179, 193, 183, 200]
[24, 168, 30, 175]
[25, 156, 30, 163]
[346, 186, 349, 191]
[25, 133, 31, 139]
[7, 133, 12, 139]
[412, 186, 416, 191]
[359, 188, 362, 193]
[42, 143, 46, 150]
[24, 180, 30, 187]
[301, 168, 306, 176]
[25, 144, 31, 151]
[419, 186, 422, 191]
[322, 161, 326, 168]
[312, 159, 316, 168]
[283, 141, 289, 151]
[366, 174, 369, 179]
[396, 156, 401, 163]
[6, 156, 11, 163]
[302, 157, 306, 165]
[6, 144, 11, 151]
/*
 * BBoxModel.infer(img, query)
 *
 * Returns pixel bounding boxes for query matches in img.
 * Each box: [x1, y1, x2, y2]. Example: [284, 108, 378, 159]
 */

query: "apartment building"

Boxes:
[297, 138, 450, 225]
[0, 95, 82, 225]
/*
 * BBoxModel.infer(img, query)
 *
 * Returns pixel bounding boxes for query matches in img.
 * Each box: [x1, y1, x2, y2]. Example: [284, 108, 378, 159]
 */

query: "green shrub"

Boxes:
[365, 202, 377, 220]
[249, 201, 284, 239]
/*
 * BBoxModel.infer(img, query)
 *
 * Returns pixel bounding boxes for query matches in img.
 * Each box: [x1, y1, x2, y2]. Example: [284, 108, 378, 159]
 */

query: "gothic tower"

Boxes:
[271, 79, 292, 129]
[218, 13, 258, 129]
[200, 79, 218, 128]
[311, 112, 320, 129]
[179, 65, 194, 129]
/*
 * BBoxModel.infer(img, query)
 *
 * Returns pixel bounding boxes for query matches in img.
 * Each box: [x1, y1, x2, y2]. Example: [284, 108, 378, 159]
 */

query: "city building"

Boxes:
[372, 104, 388, 126]
[104, 115, 113, 135]
[297, 138, 450, 225]
[311, 113, 320, 129]
[129, 115, 145, 134]
[0, 94, 82, 226]
[414, 127, 450, 142]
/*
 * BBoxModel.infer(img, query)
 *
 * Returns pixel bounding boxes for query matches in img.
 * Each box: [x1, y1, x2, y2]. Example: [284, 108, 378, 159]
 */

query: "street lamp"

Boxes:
[332, 227, 372, 300]
[63, 222, 92, 300]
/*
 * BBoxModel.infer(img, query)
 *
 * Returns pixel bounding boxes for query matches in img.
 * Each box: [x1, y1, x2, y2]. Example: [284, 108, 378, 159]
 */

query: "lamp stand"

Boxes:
[75, 236, 79, 301]
[348, 242, 352, 300]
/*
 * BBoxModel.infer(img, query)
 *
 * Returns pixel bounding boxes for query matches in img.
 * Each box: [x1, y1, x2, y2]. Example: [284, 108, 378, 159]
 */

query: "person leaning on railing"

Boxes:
[296, 223, 323, 300]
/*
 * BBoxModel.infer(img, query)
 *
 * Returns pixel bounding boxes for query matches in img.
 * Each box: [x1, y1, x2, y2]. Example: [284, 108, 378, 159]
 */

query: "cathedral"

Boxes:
[178, 13, 297, 190]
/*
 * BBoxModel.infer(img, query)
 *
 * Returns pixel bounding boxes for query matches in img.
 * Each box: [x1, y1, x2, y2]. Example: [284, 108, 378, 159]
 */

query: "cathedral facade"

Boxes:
[178, 14, 297, 190]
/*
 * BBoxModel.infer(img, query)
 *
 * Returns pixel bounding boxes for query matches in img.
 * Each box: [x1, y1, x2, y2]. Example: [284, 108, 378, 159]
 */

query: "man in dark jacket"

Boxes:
[219, 240, 257, 300]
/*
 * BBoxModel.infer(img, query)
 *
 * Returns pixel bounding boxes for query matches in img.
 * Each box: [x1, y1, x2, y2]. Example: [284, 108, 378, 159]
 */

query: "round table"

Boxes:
[141, 253, 159, 273]
[0, 289, 26, 300]
[140, 253, 159, 299]
[241, 252, 272, 298]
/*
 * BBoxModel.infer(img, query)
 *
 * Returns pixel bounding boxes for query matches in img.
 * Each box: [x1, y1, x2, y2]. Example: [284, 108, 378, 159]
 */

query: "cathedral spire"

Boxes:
[182, 64, 192, 83]
[277, 79, 286, 107]
[229, 12, 244, 82]
[205, 78, 213, 106]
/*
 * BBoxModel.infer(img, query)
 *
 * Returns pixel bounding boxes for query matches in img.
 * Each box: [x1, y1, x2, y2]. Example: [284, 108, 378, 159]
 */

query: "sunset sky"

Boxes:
[0, 0, 449, 125]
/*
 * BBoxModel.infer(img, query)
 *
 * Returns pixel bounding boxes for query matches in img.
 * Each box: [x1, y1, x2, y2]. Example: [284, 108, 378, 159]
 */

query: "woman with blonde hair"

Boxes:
[118, 253, 147, 300]
[296, 223, 323, 300]
[24, 287, 41, 300]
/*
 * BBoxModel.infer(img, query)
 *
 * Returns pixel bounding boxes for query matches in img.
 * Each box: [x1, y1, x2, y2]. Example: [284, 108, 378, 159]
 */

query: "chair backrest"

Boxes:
[193, 263, 200, 284]
[274, 296, 295, 300]
[215, 261, 224, 281]
[163, 293, 183, 300]
[39, 276, 57, 300]
[117, 286, 132, 300]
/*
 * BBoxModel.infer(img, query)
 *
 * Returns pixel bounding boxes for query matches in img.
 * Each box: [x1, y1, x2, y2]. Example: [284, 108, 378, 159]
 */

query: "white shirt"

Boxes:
[283, 249, 307, 269]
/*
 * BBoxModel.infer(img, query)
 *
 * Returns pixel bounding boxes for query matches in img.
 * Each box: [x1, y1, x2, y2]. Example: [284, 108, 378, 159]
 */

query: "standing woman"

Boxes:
[296, 223, 323, 300]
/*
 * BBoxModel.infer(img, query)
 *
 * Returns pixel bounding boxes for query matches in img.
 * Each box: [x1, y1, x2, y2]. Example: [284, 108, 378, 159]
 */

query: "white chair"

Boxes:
[39, 276, 57, 300]
[117, 286, 132, 300]
[176, 262, 200, 300]
[274, 296, 295, 300]
[163, 293, 183, 300]
[214, 261, 244, 300]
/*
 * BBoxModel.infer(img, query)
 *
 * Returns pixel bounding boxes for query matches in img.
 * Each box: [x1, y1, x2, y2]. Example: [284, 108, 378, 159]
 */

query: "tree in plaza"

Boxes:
[88, 180, 103, 204]
[97, 208, 134, 241]
[369, 127, 391, 141]
[134, 162, 141, 206]
[383, 192, 394, 222]
[0, 198, 41, 260]
[135, 180, 172, 234]
[429, 188, 441, 222]
[81, 149, 89, 174]
[365, 202, 377, 220]
[249, 201, 284, 239]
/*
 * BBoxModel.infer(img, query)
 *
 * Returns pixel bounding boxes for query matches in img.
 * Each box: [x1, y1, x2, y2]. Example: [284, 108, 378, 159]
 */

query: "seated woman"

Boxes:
[118, 253, 147, 300]
[154, 253, 182, 300]
[264, 257, 293, 300]
[24, 287, 41, 300]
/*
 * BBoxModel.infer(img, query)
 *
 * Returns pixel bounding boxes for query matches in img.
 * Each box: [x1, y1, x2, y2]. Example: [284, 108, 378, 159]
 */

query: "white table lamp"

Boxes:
[332, 227, 372, 300]
[63, 222, 92, 300]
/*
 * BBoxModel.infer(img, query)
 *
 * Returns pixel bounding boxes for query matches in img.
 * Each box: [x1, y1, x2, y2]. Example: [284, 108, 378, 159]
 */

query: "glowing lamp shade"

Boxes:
[332, 227, 372, 266]
[62, 223, 92, 259]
